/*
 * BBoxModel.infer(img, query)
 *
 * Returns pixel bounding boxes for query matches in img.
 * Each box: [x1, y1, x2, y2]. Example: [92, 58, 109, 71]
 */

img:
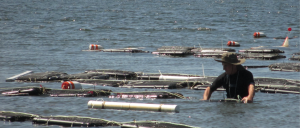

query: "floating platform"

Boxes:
[268, 63, 300, 72]
[33, 116, 121, 127]
[102, 48, 149, 53]
[14, 71, 68, 82]
[120, 120, 200, 128]
[48, 89, 112, 97]
[239, 48, 284, 53]
[0, 111, 39, 122]
[9, 70, 138, 82]
[192, 48, 235, 58]
[0, 86, 48, 96]
[1, 111, 199, 128]
[152, 46, 194, 56]
[109, 91, 186, 99]
[289, 56, 300, 61]
[85, 69, 138, 80]
[239, 53, 286, 60]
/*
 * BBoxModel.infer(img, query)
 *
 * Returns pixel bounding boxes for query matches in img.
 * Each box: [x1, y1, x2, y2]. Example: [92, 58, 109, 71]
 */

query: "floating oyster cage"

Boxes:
[194, 52, 225, 58]
[0, 86, 112, 97]
[48, 89, 112, 97]
[33, 116, 121, 127]
[7, 70, 138, 82]
[0, 111, 199, 128]
[289, 55, 300, 61]
[11, 71, 68, 82]
[102, 48, 149, 53]
[238, 53, 286, 60]
[152, 46, 194, 55]
[0, 86, 48, 96]
[268, 63, 300, 72]
[85, 69, 138, 79]
[238, 49, 284, 53]
[109, 91, 186, 99]
[0, 111, 39, 122]
[191, 48, 236, 53]
[120, 120, 200, 128]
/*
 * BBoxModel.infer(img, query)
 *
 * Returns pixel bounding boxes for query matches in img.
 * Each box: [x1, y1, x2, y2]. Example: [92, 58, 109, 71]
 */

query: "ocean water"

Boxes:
[0, 0, 299, 128]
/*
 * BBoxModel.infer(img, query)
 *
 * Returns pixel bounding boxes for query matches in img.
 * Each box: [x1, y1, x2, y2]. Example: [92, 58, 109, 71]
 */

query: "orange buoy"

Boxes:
[89, 44, 102, 50]
[61, 81, 82, 89]
[227, 41, 240, 47]
[253, 32, 266, 38]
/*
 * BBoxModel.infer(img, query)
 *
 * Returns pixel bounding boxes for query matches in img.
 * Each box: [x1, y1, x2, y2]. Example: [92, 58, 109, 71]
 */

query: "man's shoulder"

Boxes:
[216, 72, 227, 79]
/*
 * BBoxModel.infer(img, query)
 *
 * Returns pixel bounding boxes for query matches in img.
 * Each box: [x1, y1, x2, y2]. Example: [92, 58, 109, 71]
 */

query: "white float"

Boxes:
[87, 101, 180, 113]
[282, 36, 289, 47]
[61, 81, 82, 89]
[253, 32, 266, 37]
[6, 71, 34, 82]
[227, 41, 240, 47]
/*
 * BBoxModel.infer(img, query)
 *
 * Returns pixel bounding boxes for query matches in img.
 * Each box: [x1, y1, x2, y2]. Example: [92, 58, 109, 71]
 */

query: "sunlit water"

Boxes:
[0, 0, 299, 128]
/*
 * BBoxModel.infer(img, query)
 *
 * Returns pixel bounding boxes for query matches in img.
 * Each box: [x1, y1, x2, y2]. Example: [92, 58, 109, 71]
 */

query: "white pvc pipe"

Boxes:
[87, 101, 179, 113]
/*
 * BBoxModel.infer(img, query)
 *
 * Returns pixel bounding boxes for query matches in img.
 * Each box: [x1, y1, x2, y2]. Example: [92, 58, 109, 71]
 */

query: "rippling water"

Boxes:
[0, 0, 299, 128]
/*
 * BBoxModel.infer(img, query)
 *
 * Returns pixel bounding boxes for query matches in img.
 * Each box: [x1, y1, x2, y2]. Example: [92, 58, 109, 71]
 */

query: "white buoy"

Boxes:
[253, 32, 266, 37]
[87, 101, 180, 113]
[61, 81, 82, 89]
[89, 44, 103, 50]
[282, 36, 289, 47]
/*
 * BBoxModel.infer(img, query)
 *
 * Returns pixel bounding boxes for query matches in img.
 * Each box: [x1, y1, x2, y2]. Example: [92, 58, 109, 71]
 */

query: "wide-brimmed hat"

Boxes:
[215, 53, 245, 65]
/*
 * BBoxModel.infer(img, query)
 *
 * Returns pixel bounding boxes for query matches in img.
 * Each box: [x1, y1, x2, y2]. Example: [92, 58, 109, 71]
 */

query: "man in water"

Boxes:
[202, 53, 255, 103]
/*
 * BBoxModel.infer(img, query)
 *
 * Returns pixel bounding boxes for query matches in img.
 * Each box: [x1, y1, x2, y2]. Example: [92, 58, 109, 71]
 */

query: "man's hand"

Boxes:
[241, 96, 253, 103]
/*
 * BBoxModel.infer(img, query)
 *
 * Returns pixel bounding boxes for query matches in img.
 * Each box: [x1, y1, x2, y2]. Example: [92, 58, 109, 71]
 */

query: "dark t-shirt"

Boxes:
[210, 69, 255, 99]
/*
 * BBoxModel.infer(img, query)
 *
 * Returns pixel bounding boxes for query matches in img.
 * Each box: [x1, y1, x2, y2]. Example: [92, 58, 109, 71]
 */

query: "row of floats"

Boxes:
[84, 44, 299, 61]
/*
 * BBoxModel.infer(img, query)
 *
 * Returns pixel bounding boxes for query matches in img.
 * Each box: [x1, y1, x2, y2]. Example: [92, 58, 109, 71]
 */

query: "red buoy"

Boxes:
[227, 41, 240, 47]
[61, 81, 82, 89]
[288, 27, 292, 31]
[253, 32, 266, 38]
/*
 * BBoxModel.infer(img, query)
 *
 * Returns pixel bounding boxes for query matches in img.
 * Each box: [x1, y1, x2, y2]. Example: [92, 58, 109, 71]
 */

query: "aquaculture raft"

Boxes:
[109, 91, 186, 99]
[268, 63, 300, 72]
[0, 86, 48, 96]
[0, 111, 39, 122]
[102, 48, 148, 53]
[193, 48, 235, 58]
[121, 120, 200, 128]
[238, 49, 284, 53]
[152, 46, 194, 56]
[14, 71, 68, 82]
[48, 89, 112, 97]
[32, 116, 121, 127]
[238, 53, 285, 60]
[289, 56, 300, 61]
